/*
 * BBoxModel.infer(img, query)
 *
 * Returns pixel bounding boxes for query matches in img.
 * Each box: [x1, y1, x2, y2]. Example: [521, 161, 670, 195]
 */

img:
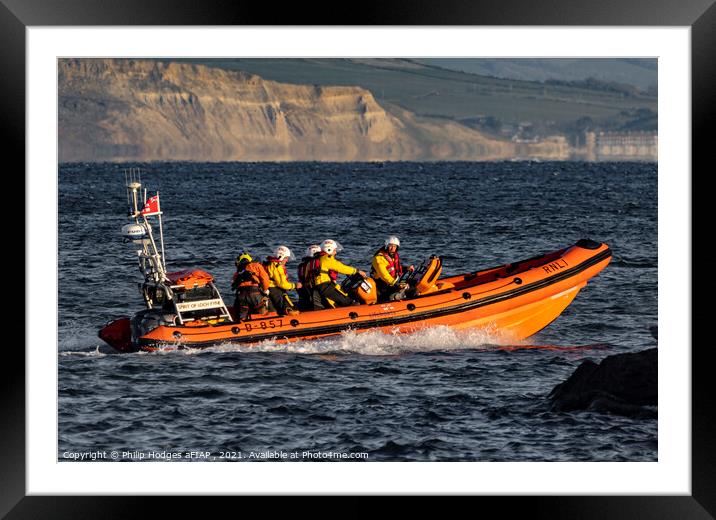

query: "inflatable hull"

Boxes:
[99, 239, 611, 352]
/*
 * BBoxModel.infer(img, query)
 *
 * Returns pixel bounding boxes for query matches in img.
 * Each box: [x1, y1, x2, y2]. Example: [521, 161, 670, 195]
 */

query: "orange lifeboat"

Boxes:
[99, 239, 611, 352]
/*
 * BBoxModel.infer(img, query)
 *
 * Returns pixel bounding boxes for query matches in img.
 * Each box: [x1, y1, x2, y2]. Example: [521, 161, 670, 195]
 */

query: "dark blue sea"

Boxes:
[58, 161, 657, 462]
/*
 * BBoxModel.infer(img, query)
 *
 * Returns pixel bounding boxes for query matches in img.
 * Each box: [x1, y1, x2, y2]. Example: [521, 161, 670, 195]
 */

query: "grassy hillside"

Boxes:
[415, 58, 657, 90]
[172, 58, 657, 138]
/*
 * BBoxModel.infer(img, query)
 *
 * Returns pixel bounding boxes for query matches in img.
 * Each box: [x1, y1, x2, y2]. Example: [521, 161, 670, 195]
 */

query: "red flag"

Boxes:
[141, 194, 161, 216]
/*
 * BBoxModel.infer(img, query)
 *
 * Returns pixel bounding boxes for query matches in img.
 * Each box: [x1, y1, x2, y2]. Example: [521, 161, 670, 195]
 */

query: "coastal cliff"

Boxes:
[59, 59, 558, 163]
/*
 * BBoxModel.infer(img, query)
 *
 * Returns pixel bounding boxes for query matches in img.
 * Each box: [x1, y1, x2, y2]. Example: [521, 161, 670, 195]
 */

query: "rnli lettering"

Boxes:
[543, 259, 569, 274]
[244, 319, 283, 332]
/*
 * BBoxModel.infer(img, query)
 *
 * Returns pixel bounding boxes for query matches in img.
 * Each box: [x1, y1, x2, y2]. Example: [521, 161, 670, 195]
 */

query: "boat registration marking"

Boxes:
[243, 319, 284, 332]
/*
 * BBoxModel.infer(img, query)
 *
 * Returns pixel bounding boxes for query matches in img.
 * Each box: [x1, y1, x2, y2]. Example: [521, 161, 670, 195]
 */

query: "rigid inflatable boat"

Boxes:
[99, 174, 612, 352]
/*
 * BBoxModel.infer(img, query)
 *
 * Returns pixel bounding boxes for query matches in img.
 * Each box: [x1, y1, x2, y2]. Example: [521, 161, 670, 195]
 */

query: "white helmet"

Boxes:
[321, 239, 343, 255]
[306, 244, 321, 257]
[385, 235, 401, 248]
[275, 245, 294, 262]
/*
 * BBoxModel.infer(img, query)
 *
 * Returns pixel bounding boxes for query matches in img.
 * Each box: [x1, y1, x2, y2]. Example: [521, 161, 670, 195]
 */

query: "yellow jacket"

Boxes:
[265, 260, 297, 291]
[313, 254, 357, 285]
[371, 253, 398, 286]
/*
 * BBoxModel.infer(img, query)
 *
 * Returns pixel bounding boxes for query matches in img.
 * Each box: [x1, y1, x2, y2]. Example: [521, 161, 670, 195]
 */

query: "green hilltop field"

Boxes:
[415, 58, 657, 89]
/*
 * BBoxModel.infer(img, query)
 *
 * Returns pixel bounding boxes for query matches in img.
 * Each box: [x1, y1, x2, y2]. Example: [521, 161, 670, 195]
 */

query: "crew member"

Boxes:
[296, 244, 321, 311]
[312, 239, 367, 308]
[371, 235, 414, 302]
[231, 252, 271, 321]
[264, 245, 301, 317]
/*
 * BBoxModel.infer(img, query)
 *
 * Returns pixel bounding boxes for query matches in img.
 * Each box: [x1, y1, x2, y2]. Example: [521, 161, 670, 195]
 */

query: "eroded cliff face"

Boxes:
[58, 59, 546, 162]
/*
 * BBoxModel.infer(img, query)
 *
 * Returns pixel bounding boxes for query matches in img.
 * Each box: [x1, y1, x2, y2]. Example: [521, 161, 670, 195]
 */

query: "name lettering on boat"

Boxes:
[175, 299, 224, 312]
[244, 319, 283, 332]
[542, 259, 569, 274]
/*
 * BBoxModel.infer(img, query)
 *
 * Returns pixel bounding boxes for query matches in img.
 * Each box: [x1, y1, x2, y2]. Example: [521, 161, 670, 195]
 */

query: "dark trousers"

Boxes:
[267, 287, 296, 316]
[233, 287, 267, 321]
[297, 287, 323, 311]
[314, 282, 356, 308]
[375, 279, 408, 302]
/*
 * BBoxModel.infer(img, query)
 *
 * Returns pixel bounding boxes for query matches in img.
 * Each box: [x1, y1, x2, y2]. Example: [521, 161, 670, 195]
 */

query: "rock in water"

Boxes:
[649, 324, 658, 339]
[548, 348, 657, 418]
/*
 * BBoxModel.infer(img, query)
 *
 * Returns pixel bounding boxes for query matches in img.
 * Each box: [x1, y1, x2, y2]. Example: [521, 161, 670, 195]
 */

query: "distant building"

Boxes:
[520, 135, 570, 160]
[582, 131, 658, 161]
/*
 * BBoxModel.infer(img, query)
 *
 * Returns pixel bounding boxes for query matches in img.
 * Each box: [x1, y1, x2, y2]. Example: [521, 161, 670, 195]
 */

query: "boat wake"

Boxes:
[59, 326, 610, 358]
[141, 326, 522, 356]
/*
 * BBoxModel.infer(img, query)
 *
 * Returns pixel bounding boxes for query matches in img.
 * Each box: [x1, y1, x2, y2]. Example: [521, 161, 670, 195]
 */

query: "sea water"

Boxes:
[57, 161, 657, 462]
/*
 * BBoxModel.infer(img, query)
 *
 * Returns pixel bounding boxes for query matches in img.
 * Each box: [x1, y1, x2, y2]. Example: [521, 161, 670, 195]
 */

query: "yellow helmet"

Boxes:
[235, 252, 252, 267]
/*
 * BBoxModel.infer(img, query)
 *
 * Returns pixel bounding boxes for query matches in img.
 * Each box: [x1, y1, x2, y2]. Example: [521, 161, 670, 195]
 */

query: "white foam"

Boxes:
[164, 325, 525, 357]
[58, 345, 107, 358]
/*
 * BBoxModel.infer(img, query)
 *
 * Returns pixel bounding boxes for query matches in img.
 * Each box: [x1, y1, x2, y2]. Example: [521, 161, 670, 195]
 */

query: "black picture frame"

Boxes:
[6, 0, 711, 515]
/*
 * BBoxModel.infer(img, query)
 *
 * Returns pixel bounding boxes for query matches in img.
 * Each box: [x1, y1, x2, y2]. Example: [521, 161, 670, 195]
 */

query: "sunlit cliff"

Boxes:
[58, 59, 567, 162]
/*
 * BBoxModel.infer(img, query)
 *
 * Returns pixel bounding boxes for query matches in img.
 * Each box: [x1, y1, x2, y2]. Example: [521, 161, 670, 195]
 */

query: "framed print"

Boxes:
[6, 0, 711, 514]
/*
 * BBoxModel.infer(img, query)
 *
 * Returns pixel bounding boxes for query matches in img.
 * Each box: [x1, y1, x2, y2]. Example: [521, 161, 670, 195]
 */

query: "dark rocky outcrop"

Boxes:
[548, 348, 657, 418]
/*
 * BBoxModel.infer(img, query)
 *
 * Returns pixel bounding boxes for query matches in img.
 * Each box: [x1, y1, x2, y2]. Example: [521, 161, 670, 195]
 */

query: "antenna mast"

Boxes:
[123, 169, 167, 283]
